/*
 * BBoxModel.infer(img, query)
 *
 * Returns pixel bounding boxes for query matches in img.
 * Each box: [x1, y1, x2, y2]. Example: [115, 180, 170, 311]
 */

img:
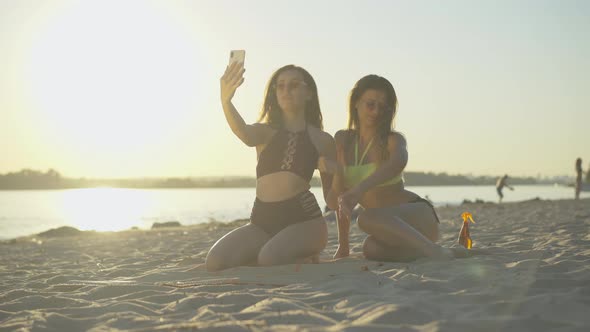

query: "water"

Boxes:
[0, 185, 586, 240]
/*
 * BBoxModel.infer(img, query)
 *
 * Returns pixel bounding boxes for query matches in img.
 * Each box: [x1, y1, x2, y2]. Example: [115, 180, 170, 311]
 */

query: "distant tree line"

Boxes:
[0, 168, 580, 190]
[0, 169, 63, 189]
[402, 172, 538, 186]
[0, 169, 258, 189]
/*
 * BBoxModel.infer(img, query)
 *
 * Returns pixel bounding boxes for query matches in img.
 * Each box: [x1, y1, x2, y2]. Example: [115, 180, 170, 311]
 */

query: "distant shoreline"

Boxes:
[3, 197, 586, 242]
[0, 183, 570, 191]
[1, 168, 572, 190]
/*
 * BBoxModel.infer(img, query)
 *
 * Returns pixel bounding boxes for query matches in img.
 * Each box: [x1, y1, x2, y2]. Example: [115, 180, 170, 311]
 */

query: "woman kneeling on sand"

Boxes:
[206, 62, 336, 271]
[326, 75, 456, 262]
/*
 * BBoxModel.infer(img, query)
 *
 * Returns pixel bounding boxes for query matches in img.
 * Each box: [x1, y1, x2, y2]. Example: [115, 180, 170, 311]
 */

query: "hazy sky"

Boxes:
[1, 0, 588, 178]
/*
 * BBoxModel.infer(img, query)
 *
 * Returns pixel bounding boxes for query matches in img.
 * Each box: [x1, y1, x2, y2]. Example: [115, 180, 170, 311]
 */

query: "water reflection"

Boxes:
[59, 188, 154, 232]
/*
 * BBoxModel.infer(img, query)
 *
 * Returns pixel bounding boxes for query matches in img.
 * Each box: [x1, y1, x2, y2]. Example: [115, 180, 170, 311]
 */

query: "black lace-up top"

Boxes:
[256, 127, 319, 181]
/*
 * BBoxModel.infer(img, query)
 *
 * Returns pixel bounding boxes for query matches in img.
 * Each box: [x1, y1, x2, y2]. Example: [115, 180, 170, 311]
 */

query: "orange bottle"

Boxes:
[458, 212, 475, 249]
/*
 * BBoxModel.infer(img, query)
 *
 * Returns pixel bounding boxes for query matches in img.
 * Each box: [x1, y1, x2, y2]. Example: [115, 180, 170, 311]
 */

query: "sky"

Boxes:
[0, 0, 588, 179]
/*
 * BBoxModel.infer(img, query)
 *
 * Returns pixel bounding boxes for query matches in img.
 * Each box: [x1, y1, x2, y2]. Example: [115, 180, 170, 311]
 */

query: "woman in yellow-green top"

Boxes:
[323, 74, 451, 262]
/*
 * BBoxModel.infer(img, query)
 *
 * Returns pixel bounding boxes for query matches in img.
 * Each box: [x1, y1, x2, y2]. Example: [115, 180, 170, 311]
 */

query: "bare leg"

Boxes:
[205, 223, 270, 271]
[257, 217, 328, 266]
[357, 202, 449, 261]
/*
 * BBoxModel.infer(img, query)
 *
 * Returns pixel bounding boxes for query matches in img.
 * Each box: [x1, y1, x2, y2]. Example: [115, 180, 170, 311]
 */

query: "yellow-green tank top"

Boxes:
[343, 137, 403, 188]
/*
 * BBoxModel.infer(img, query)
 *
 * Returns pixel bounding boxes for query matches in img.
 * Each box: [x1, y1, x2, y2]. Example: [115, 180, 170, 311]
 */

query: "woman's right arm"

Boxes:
[329, 130, 351, 259]
[333, 209, 350, 259]
[325, 131, 347, 210]
[327, 165, 351, 259]
[220, 62, 270, 147]
[327, 154, 351, 259]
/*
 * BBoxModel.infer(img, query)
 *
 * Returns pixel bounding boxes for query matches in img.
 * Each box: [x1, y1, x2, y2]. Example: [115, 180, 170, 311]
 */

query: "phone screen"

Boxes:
[229, 50, 245, 65]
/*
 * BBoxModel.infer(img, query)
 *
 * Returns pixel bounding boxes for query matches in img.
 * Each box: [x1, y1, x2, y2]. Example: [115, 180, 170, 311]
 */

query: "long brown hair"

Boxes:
[347, 74, 399, 162]
[258, 65, 323, 130]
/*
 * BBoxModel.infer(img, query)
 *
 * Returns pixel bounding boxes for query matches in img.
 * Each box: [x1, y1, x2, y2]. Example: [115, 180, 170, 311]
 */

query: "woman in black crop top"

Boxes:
[205, 62, 337, 272]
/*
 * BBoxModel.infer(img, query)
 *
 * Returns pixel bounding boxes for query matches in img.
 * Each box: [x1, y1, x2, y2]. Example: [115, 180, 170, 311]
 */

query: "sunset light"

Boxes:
[1, 1, 589, 331]
[59, 188, 153, 232]
[22, 1, 204, 177]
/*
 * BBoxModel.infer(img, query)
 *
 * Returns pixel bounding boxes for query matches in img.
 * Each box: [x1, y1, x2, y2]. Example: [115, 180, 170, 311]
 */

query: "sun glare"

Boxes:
[25, 1, 200, 162]
[59, 188, 154, 232]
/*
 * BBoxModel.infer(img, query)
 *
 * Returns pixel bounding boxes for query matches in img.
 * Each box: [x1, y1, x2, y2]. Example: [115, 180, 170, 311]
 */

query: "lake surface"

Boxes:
[0, 185, 586, 239]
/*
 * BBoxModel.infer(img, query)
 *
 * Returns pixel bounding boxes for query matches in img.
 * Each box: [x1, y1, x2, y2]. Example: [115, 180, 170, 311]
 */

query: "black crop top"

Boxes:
[256, 127, 319, 181]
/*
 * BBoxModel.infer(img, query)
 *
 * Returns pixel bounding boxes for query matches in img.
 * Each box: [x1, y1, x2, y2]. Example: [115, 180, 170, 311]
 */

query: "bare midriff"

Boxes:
[358, 182, 420, 209]
[256, 171, 311, 202]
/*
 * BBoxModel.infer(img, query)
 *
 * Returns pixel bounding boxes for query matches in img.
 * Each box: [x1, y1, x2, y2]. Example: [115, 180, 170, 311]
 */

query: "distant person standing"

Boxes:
[496, 174, 513, 203]
[575, 158, 583, 200]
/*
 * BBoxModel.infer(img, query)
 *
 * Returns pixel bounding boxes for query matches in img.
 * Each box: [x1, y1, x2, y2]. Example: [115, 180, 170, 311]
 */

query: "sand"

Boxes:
[1, 198, 589, 331]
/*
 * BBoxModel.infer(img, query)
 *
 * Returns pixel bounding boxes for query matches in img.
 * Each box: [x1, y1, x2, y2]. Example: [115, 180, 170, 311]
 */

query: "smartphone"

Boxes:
[229, 50, 245, 66]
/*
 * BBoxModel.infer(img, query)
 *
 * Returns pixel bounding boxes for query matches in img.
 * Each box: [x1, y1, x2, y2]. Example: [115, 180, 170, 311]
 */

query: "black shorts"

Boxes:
[251, 190, 323, 236]
[408, 197, 440, 223]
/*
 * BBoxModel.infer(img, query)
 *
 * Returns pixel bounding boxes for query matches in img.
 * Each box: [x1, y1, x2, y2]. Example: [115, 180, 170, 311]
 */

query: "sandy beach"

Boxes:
[1, 198, 589, 331]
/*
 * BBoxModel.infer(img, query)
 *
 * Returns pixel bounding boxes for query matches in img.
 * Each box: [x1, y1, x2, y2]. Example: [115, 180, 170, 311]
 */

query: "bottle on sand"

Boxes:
[458, 212, 475, 249]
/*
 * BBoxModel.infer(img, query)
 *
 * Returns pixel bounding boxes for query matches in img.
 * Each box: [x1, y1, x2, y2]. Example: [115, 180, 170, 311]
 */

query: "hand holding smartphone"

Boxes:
[220, 50, 246, 104]
[229, 50, 245, 66]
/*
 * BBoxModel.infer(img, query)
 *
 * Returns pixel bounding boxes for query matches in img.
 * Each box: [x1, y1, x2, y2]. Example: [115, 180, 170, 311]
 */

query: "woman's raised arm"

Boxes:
[220, 62, 272, 147]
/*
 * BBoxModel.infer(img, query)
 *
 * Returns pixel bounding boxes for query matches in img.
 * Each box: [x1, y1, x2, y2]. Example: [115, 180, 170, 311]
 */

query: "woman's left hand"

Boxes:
[338, 188, 362, 219]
